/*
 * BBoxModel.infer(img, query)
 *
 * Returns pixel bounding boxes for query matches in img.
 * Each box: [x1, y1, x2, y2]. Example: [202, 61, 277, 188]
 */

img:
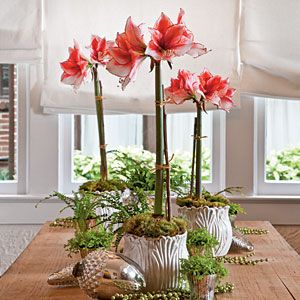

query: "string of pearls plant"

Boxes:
[111, 285, 235, 300]
[236, 227, 269, 235]
[217, 252, 269, 265]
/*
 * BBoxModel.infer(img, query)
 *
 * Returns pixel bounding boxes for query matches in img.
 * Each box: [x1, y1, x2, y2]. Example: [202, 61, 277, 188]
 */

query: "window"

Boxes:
[255, 97, 300, 195]
[265, 99, 300, 182]
[60, 110, 220, 193]
[0, 64, 17, 182]
[0, 64, 28, 194]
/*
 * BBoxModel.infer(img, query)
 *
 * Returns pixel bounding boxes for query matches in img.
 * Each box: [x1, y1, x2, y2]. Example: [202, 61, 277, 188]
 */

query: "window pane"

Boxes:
[73, 112, 212, 183]
[73, 114, 143, 181]
[167, 112, 212, 182]
[0, 64, 17, 181]
[265, 99, 300, 182]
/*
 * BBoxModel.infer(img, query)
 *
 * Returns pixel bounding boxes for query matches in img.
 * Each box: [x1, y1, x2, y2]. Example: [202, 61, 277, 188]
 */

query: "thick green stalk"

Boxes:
[154, 61, 164, 216]
[190, 117, 197, 196]
[163, 106, 171, 221]
[195, 105, 202, 198]
[93, 67, 108, 181]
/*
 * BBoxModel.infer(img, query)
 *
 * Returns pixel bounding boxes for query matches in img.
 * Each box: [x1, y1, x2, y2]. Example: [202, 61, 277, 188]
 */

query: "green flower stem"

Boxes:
[190, 117, 197, 196]
[154, 61, 164, 216]
[195, 104, 202, 198]
[163, 105, 171, 221]
[93, 66, 108, 181]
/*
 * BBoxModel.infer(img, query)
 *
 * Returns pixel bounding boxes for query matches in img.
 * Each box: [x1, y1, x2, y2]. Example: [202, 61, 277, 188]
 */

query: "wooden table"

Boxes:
[0, 221, 299, 300]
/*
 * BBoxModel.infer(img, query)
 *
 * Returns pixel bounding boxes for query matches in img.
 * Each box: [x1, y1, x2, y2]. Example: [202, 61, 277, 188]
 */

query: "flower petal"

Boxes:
[106, 58, 132, 77]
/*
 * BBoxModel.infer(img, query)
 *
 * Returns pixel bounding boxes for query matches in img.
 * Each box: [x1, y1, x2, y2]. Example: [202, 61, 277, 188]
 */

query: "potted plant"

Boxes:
[59, 38, 131, 202]
[38, 191, 102, 232]
[180, 255, 228, 300]
[107, 9, 208, 291]
[64, 226, 113, 258]
[187, 228, 219, 256]
[165, 69, 236, 256]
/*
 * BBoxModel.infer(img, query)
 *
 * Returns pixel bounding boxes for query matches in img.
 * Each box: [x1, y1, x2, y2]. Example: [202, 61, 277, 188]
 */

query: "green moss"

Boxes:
[176, 191, 244, 216]
[79, 179, 127, 193]
[180, 255, 228, 280]
[123, 213, 187, 238]
[176, 196, 227, 208]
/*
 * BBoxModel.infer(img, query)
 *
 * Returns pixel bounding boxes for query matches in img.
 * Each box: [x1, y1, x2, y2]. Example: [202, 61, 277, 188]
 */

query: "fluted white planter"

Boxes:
[123, 232, 188, 291]
[178, 206, 232, 256]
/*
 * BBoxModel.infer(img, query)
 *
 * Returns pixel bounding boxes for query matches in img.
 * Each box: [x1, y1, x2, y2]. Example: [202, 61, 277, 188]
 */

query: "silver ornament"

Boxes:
[231, 228, 254, 251]
[73, 250, 145, 299]
[47, 263, 78, 286]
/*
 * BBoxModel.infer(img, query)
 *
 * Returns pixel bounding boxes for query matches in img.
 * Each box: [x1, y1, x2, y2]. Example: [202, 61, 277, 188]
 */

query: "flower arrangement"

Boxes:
[58, 7, 236, 293]
[166, 69, 235, 202]
[60, 38, 112, 181]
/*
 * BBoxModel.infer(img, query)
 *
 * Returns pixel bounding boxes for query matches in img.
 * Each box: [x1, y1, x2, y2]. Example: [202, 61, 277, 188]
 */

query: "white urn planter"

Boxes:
[178, 206, 232, 256]
[123, 232, 188, 291]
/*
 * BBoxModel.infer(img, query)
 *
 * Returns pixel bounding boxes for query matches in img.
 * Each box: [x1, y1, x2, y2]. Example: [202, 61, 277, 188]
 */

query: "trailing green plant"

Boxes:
[180, 255, 228, 281]
[123, 212, 187, 238]
[73, 147, 210, 192]
[266, 147, 300, 181]
[64, 226, 113, 256]
[95, 188, 150, 249]
[187, 228, 219, 256]
[39, 191, 101, 232]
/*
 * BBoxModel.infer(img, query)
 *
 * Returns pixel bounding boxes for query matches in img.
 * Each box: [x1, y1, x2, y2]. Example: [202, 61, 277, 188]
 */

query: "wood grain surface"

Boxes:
[0, 221, 299, 300]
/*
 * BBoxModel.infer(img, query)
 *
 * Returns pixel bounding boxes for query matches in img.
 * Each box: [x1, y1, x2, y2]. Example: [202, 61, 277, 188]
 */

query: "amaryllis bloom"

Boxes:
[146, 8, 208, 62]
[165, 69, 203, 105]
[89, 35, 114, 65]
[199, 69, 236, 111]
[60, 40, 89, 89]
[107, 17, 147, 89]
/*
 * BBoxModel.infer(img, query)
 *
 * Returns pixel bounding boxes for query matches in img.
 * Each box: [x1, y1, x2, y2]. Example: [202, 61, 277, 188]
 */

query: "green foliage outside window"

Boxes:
[266, 147, 300, 181]
[73, 147, 211, 191]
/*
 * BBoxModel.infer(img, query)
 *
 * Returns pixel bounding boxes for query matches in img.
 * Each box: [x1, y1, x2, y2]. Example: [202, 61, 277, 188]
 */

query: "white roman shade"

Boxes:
[0, 0, 42, 63]
[240, 0, 300, 99]
[40, 0, 241, 115]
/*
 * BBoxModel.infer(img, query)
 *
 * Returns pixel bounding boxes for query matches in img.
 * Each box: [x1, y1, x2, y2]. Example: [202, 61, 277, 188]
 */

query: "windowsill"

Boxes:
[228, 195, 300, 204]
[0, 194, 299, 225]
[0, 194, 300, 203]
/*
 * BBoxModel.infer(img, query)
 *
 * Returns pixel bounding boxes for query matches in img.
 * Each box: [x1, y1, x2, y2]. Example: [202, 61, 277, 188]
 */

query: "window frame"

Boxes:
[254, 98, 300, 195]
[59, 110, 225, 194]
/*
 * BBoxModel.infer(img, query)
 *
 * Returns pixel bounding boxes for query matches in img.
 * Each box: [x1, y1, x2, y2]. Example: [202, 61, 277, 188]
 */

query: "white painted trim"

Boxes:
[204, 110, 226, 192]
[59, 114, 81, 193]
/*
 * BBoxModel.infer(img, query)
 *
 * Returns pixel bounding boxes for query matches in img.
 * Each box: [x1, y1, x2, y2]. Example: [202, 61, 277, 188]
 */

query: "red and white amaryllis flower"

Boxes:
[60, 40, 89, 89]
[89, 35, 114, 65]
[165, 69, 203, 104]
[107, 17, 147, 90]
[146, 8, 208, 62]
[199, 69, 236, 111]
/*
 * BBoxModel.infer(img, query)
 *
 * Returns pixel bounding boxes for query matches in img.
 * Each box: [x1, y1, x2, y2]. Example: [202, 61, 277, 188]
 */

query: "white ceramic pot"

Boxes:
[123, 232, 188, 292]
[178, 206, 232, 257]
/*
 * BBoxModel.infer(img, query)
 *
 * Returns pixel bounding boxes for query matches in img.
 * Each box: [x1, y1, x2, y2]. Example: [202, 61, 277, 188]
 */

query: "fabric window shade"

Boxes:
[0, 0, 42, 63]
[40, 0, 241, 115]
[240, 0, 300, 99]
